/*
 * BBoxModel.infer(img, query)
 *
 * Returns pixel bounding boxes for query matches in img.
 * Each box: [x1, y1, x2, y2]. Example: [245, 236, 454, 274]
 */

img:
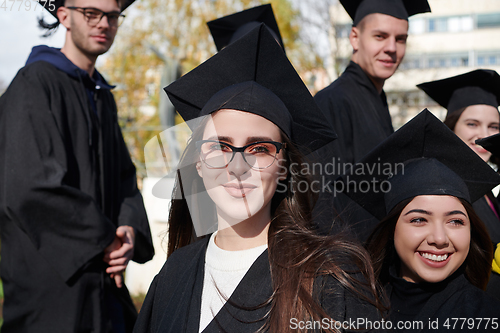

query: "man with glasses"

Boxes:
[0, 1, 153, 332]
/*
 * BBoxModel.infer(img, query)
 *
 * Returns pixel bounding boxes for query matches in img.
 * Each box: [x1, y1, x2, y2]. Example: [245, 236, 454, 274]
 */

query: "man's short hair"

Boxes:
[354, 13, 373, 32]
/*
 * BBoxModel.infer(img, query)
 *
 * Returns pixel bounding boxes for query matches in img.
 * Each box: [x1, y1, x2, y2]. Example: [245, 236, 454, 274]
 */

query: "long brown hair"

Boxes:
[365, 196, 494, 290]
[166, 115, 385, 332]
[443, 107, 467, 132]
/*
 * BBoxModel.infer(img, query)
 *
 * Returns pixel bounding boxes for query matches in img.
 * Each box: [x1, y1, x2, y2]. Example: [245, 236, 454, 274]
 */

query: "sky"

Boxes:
[0, 3, 66, 86]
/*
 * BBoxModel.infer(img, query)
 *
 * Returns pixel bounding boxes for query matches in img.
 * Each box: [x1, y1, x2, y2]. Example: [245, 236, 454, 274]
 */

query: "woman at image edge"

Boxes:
[418, 70, 500, 300]
[133, 25, 384, 333]
[340, 110, 500, 332]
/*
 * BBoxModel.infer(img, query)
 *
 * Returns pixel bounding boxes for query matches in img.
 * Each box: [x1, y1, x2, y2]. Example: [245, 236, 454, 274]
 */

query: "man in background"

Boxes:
[0, 0, 154, 332]
[313, 0, 430, 239]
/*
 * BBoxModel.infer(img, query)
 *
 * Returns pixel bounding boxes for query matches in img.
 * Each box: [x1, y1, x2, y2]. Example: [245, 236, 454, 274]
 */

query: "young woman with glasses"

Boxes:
[133, 25, 384, 333]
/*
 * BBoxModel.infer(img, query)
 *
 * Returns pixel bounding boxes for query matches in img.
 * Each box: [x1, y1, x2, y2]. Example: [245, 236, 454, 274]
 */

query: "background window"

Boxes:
[448, 17, 461, 32]
[428, 19, 435, 32]
[436, 18, 448, 32]
[477, 13, 500, 28]
[461, 16, 474, 31]
[409, 18, 426, 34]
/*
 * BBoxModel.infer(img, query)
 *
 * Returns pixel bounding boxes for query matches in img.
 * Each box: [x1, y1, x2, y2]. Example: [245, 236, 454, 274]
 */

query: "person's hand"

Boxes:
[103, 226, 135, 288]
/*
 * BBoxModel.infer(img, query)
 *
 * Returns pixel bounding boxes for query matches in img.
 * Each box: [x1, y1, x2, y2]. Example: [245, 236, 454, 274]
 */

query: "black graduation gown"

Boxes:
[487, 272, 500, 302]
[472, 194, 500, 300]
[312, 61, 394, 239]
[388, 272, 500, 332]
[0, 61, 154, 332]
[474, 194, 500, 245]
[134, 237, 382, 333]
[313, 61, 394, 170]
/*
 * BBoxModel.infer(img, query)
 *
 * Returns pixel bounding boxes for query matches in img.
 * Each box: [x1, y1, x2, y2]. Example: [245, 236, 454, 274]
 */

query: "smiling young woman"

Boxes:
[450, 105, 500, 162]
[338, 110, 500, 332]
[418, 70, 500, 300]
[368, 195, 492, 290]
[393, 195, 472, 285]
[133, 25, 385, 333]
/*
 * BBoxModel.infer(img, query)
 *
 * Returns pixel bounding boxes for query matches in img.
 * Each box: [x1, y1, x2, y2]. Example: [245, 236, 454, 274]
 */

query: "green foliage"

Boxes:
[131, 292, 147, 312]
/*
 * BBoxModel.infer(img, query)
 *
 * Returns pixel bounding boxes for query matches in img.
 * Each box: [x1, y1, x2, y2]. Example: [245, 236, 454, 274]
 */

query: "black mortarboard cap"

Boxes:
[476, 133, 500, 159]
[164, 24, 336, 153]
[38, 0, 135, 19]
[335, 109, 500, 220]
[340, 0, 431, 26]
[207, 4, 285, 52]
[417, 69, 500, 117]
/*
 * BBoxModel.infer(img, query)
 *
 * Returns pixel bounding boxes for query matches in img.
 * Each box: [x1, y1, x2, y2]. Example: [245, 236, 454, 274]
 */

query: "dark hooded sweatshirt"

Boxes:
[0, 45, 154, 333]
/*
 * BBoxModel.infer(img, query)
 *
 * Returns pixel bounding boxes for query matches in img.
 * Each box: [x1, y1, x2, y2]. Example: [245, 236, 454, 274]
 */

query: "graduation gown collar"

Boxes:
[344, 61, 386, 101]
[202, 246, 272, 332]
[157, 236, 273, 333]
[387, 266, 469, 333]
[26, 45, 114, 90]
[388, 265, 453, 294]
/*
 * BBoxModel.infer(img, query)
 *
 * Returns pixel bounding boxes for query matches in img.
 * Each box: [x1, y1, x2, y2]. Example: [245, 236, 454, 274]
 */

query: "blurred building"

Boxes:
[329, 0, 500, 128]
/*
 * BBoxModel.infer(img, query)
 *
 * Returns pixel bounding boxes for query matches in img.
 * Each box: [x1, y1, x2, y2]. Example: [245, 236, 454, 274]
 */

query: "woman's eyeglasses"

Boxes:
[196, 140, 285, 170]
[66, 7, 125, 27]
